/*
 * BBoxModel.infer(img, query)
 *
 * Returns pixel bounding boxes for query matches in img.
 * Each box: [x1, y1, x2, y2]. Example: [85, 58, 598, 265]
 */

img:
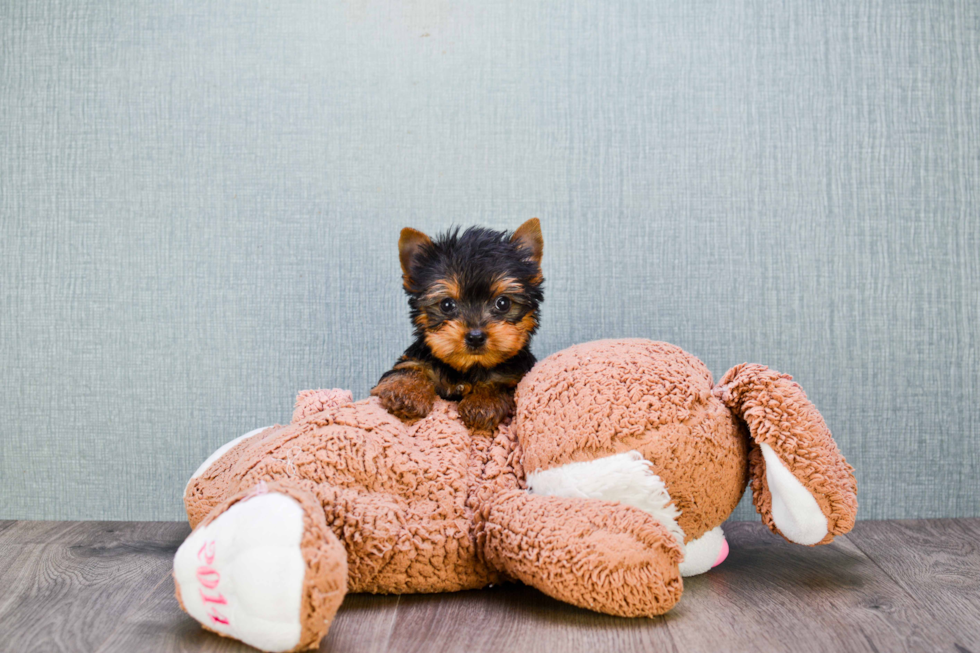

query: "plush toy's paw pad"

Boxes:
[174, 489, 307, 652]
[760, 443, 830, 545]
[678, 526, 729, 577]
[371, 372, 436, 420]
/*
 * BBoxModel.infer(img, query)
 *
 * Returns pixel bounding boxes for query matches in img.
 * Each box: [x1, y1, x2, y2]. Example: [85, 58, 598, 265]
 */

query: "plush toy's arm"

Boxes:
[481, 489, 684, 617]
[714, 364, 858, 546]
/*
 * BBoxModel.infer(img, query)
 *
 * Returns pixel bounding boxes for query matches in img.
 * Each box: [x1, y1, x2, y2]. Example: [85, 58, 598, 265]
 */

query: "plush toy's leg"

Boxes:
[185, 426, 273, 493]
[173, 481, 347, 653]
[714, 364, 858, 546]
[526, 450, 729, 578]
[482, 490, 684, 617]
[184, 389, 354, 529]
[183, 425, 278, 528]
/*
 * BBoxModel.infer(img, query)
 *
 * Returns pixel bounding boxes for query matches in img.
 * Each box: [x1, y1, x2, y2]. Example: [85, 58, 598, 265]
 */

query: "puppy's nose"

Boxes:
[465, 329, 488, 348]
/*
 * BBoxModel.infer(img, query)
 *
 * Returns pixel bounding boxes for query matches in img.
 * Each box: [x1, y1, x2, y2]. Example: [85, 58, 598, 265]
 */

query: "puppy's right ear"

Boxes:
[399, 227, 431, 289]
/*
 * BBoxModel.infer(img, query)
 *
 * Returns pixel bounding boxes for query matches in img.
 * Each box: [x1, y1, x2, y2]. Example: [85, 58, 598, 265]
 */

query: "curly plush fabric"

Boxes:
[186, 398, 511, 593]
[513, 339, 749, 542]
[291, 388, 354, 423]
[483, 490, 684, 616]
[175, 338, 858, 652]
[714, 364, 858, 545]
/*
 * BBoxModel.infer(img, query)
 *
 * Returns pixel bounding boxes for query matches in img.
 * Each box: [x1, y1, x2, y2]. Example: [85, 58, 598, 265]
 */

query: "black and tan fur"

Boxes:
[371, 219, 544, 431]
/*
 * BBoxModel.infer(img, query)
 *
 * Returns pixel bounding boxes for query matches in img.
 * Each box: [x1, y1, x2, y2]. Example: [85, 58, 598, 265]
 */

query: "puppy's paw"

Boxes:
[458, 387, 515, 432]
[371, 370, 436, 421]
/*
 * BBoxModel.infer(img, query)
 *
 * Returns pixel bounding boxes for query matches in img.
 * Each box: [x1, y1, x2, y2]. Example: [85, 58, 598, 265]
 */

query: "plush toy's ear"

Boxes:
[510, 218, 543, 267]
[398, 227, 431, 290]
[713, 364, 858, 546]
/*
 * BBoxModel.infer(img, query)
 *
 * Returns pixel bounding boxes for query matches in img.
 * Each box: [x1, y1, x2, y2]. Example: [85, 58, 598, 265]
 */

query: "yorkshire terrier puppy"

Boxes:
[371, 219, 544, 431]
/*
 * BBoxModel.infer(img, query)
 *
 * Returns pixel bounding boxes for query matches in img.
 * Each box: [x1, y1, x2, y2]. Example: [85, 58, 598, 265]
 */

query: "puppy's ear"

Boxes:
[399, 227, 431, 288]
[511, 218, 543, 266]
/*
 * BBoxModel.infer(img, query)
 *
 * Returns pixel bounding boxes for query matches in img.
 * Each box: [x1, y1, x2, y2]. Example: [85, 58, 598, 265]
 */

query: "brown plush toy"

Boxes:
[174, 339, 857, 652]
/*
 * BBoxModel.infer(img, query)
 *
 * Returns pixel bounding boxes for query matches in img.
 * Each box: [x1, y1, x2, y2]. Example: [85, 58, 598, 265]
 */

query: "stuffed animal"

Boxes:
[173, 339, 857, 652]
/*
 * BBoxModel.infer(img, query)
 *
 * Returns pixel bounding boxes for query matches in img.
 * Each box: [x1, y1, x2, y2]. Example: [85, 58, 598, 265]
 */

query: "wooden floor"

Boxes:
[0, 519, 977, 653]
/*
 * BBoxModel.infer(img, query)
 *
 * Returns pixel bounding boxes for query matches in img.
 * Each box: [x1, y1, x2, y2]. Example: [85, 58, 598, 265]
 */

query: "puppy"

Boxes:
[372, 219, 544, 431]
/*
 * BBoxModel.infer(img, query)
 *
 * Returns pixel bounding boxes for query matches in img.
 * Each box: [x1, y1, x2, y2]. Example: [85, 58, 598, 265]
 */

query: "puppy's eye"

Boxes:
[440, 298, 457, 314]
[493, 296, 511, 313]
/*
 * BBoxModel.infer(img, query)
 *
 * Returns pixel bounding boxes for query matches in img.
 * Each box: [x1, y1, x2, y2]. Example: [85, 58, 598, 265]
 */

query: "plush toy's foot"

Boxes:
[527, 451, 730, 578]
[679, 526, 729, 577]
[484, 489, 685, 617]
[174, 482, 347, 653]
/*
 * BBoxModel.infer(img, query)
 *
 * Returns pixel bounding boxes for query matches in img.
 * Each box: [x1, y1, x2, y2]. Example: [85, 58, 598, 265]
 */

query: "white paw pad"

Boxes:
[678, 525, 729, 577]
[173, 488, 307, 652]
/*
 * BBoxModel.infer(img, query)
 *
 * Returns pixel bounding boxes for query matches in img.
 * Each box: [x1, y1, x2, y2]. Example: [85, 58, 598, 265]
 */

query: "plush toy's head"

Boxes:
[513, 338, 857, 557]
[514, 339, 748, 542]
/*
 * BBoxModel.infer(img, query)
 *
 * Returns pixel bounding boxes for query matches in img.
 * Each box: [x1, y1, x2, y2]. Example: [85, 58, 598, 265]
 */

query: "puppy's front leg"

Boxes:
[371, 364, 436, 421]
[458, 383, 515, 431]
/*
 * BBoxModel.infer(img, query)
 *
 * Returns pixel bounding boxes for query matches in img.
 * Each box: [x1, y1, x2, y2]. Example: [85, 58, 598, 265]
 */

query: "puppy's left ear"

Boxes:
[511, 218, 543, 266]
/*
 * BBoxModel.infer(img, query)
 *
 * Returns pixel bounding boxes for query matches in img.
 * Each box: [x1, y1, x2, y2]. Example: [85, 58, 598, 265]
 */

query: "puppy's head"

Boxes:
[399, 219, 544, 371]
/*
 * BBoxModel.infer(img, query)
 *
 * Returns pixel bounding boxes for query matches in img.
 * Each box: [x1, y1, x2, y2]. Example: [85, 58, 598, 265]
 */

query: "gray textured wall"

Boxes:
[1, 1, 978, 521]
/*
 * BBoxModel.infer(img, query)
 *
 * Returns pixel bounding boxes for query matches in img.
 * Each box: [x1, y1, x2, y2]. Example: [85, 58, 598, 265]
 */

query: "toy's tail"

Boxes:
[714, 364, 857, 545]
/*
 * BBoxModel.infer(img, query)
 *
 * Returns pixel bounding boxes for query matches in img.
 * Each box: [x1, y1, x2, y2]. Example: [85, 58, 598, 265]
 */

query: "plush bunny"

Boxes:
[174, 339, 857, 652]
